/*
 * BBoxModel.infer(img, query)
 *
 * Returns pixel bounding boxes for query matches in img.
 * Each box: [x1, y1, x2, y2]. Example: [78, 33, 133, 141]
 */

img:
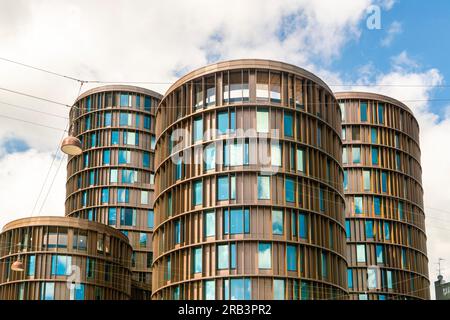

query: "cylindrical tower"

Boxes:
[336, 92, 429, 300]
[0, 216, 132, 300]
[65, 85, 162, 299]
[152, 59, 347, 300]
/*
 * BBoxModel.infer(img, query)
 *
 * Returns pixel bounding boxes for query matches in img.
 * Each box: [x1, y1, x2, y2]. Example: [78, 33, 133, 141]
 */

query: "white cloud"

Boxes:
[381, 20, 402, 47]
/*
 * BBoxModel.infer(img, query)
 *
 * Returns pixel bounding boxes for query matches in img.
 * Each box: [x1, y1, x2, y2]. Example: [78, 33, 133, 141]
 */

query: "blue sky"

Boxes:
[333, 0, 450, 117]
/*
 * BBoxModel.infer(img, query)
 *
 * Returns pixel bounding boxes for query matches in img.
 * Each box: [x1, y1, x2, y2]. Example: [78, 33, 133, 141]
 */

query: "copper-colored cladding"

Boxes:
[152, 59, 347, 300]
[64, 85, 162, 299]
[0, 216, 132, 300]
[336, 92, 429, 300]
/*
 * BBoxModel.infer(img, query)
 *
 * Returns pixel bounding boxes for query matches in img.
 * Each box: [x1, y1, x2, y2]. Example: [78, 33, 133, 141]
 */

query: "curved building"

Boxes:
[336, 92, 429, 300]
[0, 216, 132, 300]
[65, 85, 162, 299]
[152, 59, 347, 300]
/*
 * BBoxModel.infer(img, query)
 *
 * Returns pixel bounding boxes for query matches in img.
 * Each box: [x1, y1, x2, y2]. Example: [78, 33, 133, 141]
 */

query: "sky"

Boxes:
[0, 0, 449, 299]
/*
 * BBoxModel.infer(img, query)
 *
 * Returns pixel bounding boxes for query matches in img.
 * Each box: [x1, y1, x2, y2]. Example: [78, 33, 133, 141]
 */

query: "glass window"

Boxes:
[119, 112, 132, 126]
[272, 210, 283, 235]
[372, 147, 379, 165]
[41, 282, 55, 300]
[111, 130, 119, 145]
[103, 149, 110, 165]
[273, 279, 285, 300]
[122, 169, 137, 184]
[217, 244, 229, 269]
[140, 233, 147, 248]
[120, 93, 129, 107]
[70, 284, 85, 301]
[101, 188, 109, 203]
[229, 278, 251, 300]
[144, 96, 151, 111]
[257, 110, 269, 133]
[204, 280, 215, 300]
[352, 147, 361, 164]
[396, 152, 401, 170]
[144, 115, 151, 129]
[360, 102, 368, 121]
[230, 142, 245, 166]
[378, 104, 384, 124]
[193, 117, 203, 143]
[371, 128, 377, 143]
[217, 111, 229, 135]
[118, 150, 131, 164]
[381, 172, 387, 192]
[204, 144, 216, 171]
[231, 244, 237, 269]
[342, 127, 346, 140]
[319, 188, 325, 211]
[193, 247, 202, 273]
[108, 208, 116, 226]
[174, 220, 181, 244]
[285, 178, 295, 202]
[147, 210, 154, 228]
[143, 152, 150, 168]
[27, 255, 36, 276]
[224, 208, 250, 235]
[110, 169, 118, 183]
[117, 188, 129, 203]
[175, 159, 182, 180]
[123, 131, 138, 146]
[376, 245, 384, 264]
[297, 148, 305, 172]
[193, 180, 203, 205]
[258, 243, 272, 269]
[363, 170, 371, 191]
[287, 245, 297, 271]
[352, 126, 360, 140]
[343, 170, 348, 191]
[284, 112, 293, 137]
[355, 197, 363, 214]
[387, 270, 393, 289]
[205, 211, 215, 237]
[299, 214, 307, 239]
[356, 244, 366, 263]
[271, 143, 282, 166]
[151, 136, 156, 150]
[217, 176, 230, 201]
[384, 222, 391, 240]
[141, 190, 149, 205]
[317, 126, 322, 147]
[258, 175, 270, 200]
[398, 202, 404, 220]
[366, 220, 374, 238]
[374, 197, 381, 216]
[348, 269, 353, 289]
[321, 253, 327, 278]
[51, 255, 72, 275]
[359, 294, 368, 300]
[345, 220, 351, 239]
[120, 208, 136, 226]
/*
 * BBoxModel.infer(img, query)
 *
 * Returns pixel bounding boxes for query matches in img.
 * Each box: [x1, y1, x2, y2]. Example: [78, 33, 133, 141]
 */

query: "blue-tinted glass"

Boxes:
[204, 144, 216, 171]
[284, 112, 293, 137]
[121, 208, 135, 226]
[372, 147, 379, 165]
[217, 111, 229, 135]
[299, 214, 307, 239]
[244, 209, 250, 234]
[108, 208, 116, 226]
[230, 110, 236, 132]
[285, 178, 295, 202]
[217, 244, 229, 269]
[231, 244, 237, 269]
[119, 113, 129, 126]
[86, 96, 92, 111]
[144, 96, 151, 111]
[91, 133, 96, 148]
[144, 115, 151, 129]
[398, 202, 404, 219]
[258, 243, 272, 269]
[175, 220, 181, 244]
[136, 95, 141, 108]
[287, 245, 297, 271]
[319, 189, 325, 211]
[230, 209, 243, 234]
[348, 269, 353, 289]
[87, 209, 94, 221]
[193, 247, 202, 273]
[175, 159, 182, 180]
[193, 180, 203, 205]
[89, 170, 95, 185]
[371, 128, 377, 143]
[353, 147, 361, 163]
[384, 222, 391, 240]
[74, 284, 85, 300]
[272, 210, 283, 235]
[135, 114, 140, 127]
[360, 102, 368, 121]
[382, 172, 387, 192]
[117, 188, 129, 203]
[378, 104, 384, 124]
[345, 220, 351, 239]
[85, 116, 91, 130]
[27, 255, 36, 276]
[51, 255, 71, 275]
[103, 149, 110, 165]
[321, 253, 327, 278]
[41, 282, 55, 300]
[343, 170, 348, 190]
[82, 191, 87, 206]
[230, 278, 247, 300]
[205, 211, 215, 237]
[355, 197, 363, 214]
[291, 212, 297, 236]
[111, 131, 119, 145]
[374, 197, 381, 215]
[101, 188, 109, 203]
[120, 94, 129, 107]
[118, 150, 129, 164]
[83, 154, 89, 167]
[366, 220, 374, 238]
[217, 176, 229, 200]
[223, 142, 230, 166]
[376, 245, 384, 263]
[317, 126, 322, 147]
[273, 279, 285, 300]
[258, 176, 270, 200]
[147, 210, 154, 228]
[193, 117, 203, 142]
[224, 210, 229, 235]
[143, 152, 150, 168]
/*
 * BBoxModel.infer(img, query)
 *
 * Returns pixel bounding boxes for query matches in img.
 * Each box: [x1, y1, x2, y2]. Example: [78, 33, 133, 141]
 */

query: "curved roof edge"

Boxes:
[75, 84, 163, 103]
